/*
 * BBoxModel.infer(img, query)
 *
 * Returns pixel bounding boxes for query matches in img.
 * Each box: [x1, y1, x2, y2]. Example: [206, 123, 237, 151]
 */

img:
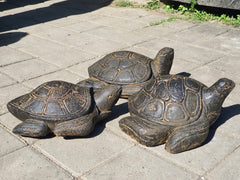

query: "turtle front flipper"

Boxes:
[119, 116, 170, 146]
[13, 119, 50, 137]
[54, 112, 97, 137]
[165, 112, 210, 154]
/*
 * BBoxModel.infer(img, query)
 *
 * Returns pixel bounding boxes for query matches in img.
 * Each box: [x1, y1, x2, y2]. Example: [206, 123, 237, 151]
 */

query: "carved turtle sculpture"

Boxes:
[7, 81, 121, 138]
[78, 47, 174, 98]
[119, 75, 235, 153]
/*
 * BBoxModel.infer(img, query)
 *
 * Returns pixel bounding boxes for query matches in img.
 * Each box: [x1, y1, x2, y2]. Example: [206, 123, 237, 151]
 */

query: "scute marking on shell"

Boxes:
[89, 51, 153, 85]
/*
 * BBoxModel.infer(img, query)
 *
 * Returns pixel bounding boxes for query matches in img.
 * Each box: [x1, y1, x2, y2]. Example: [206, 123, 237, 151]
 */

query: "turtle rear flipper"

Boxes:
[119, 116, 170, 146]
[13, 119, 50, 137]
[54, 113, 96, 137]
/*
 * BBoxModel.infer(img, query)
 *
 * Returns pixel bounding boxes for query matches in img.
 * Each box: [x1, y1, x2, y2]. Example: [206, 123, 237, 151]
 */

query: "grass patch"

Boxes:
[115, 0, 240, 27]
[143, 0, 160, 10]
[150, 16, 182, 26]
[115, 0, 134, 7]
[162, 0, 240, 27]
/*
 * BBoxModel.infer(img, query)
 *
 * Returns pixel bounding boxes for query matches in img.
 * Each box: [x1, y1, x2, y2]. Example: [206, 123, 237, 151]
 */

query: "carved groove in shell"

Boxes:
[129, 75, 204, 126]
[88, 51, 152, 85]
[8, 81, 91, 121]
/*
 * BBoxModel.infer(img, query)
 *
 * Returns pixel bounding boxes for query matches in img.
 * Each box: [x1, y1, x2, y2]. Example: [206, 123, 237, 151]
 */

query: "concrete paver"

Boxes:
[82, 146, 199, 180]
[0, 46, 33, 66]
[0, 147, 73, 180]
[147, 130, 240, 175]
[0, 72, 17, 88]
[0, 58, 59, 82]
[0, 0, 239, 179]
[0, 125, 26, 157]
[33, 129, 134, 177]
[206, 146, 240, 180]
[22, 69, 82, 88]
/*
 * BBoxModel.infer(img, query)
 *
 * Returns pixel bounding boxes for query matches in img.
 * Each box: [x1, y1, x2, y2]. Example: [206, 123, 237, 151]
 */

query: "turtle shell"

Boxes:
[129, 75, 207, 126]
[7, 81, 92, 121]
[88, 51, 152, 85]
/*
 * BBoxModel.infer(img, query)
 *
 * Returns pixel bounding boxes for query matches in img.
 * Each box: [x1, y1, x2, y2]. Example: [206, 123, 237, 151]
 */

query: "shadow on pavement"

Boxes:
[0, 32, 28, 46]
[0, 0, 49, 11]
[204, 104, 240, 144]
[0, 0, 113, 32]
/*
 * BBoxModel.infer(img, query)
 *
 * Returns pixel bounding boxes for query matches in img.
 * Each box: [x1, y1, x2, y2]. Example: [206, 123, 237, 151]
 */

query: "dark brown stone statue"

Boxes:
[7, 81, 121, 138]
[119, 75, 235, 153]
[78, 47, 174, 98]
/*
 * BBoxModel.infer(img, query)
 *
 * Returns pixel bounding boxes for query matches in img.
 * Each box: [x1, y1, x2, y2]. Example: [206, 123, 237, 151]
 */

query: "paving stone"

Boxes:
[67, 58, 100, 78]
[85, 25, 153, 46]
[211, 99, 240, 140]
[134, 38, 179, 54]
[0, 46, 33, 66]
[31, 25, 98, 47]
[102, 6, 150, 20]
[146, 130, 240, 175]
[82, 146, 199, 180]
[108, 18, 148, 32]
[46, 16, 86, 27]
[88, 15, 124, 27]
[42, 46, 95, 68]
[136, 14, 167, 24]
[208, 56, 240, 76]
[122, 46, 156, 59]
[173, 45, 224, 65]
[22, 69, 81, 89]
[63, 21, 103, 33]
[170, 58, 200, 75]
[0, 125, 26, 157]
[9, 35, 95, 67]
[79, 38, 127, 56]
[134, 19, 197, 39]
[0, 83, 30, 115]
[189, 64, 239, 104]
[133, 39, 202, 73]
[166, 23, 229, 44]
[0, 147, 73, 180]
[206, 146, 240, 180]
[0, 72, 17, 88]
[33, 129, 134, 176]
[0, 58, 59, 82]
[196, 35, 240, 57]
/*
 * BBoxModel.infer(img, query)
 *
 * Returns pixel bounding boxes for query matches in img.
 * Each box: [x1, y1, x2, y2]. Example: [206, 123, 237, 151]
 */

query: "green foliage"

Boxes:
[144, 0, 160, 10]
[150, 17, 182, 26]
[162, 0, 240, 27]
[115, 0, 133, 7]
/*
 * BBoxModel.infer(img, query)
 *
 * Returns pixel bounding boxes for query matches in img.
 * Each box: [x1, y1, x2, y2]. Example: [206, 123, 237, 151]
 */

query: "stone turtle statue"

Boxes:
[119, 75, 235, 153]
[78, 47, 174, 98]
[7, 81, 121, 138]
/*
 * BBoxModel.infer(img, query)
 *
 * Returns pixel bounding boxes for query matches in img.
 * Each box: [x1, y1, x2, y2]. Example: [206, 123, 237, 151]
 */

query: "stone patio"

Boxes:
[0, 0, 239, 179]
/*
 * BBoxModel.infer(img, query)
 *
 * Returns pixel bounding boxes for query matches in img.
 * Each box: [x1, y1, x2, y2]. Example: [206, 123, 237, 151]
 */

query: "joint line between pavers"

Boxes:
[79, 143, 136, 178]
[139, 144, 202, 177]
[0, 145, 27, 159]
[31, 144, 78, 178]
[202, 143, 240, 177]
[29, 33, 98, 57]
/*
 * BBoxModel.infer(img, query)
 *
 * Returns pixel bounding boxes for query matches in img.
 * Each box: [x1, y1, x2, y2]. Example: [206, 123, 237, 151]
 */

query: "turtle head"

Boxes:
[203, 78, 235, 124]
[94, 85, 122, 117]
[151, 47, 174, 77]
